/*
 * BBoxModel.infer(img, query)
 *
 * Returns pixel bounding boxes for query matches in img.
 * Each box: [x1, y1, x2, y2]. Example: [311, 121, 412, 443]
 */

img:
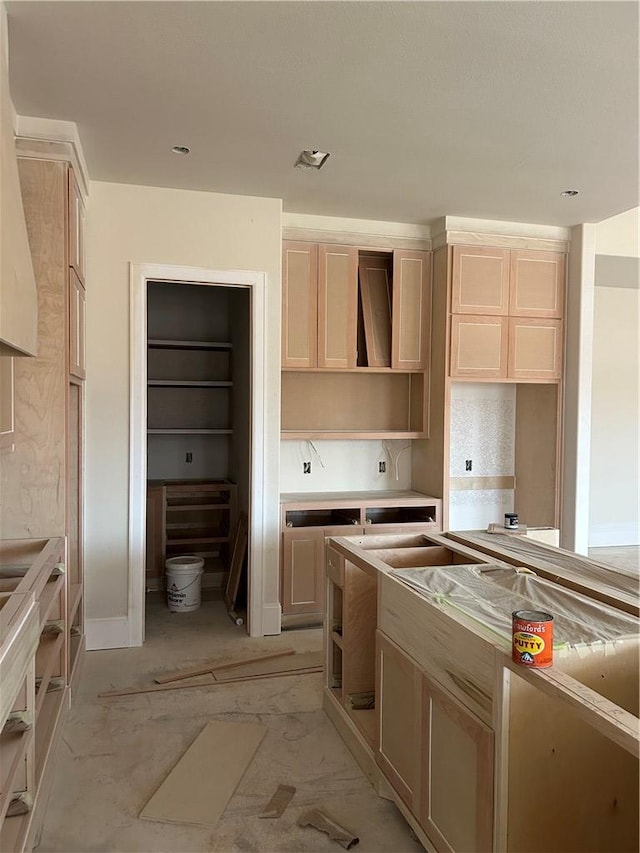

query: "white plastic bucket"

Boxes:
[165, 556, 205, 612]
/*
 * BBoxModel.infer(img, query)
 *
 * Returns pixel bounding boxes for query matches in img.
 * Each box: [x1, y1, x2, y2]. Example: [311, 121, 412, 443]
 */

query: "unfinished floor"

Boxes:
[37, 546, 637, 852]
[37, 596, 421, 853]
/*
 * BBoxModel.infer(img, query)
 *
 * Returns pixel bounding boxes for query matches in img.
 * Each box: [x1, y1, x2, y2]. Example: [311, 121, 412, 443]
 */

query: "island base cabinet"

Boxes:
[375, 632, 422, 812]
[420, 675, 494, 853]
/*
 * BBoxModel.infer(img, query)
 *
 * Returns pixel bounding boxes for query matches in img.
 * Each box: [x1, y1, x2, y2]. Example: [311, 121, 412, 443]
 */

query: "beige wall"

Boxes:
[85, 181, 281, 633]
[590, 207, 639, 546]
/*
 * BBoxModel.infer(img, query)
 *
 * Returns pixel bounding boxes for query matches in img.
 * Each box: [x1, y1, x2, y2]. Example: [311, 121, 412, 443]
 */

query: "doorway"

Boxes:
[129, 263, 270, 644]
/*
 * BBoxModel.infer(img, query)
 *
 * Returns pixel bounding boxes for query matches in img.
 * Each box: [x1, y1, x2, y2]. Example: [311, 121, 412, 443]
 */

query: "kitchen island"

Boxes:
[324, 531, 639, 853]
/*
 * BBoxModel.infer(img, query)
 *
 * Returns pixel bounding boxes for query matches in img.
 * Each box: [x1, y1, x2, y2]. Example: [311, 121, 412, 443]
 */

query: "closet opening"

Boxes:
[144, 279, 251, 637]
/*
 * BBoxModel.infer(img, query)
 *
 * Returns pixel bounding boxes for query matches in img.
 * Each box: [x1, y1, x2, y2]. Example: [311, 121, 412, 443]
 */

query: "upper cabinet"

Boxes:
[281, 240, 431, 439]
[0, 13, 38, 357]
[282, 241, 431, 371]
[449, 245, 566, 381]
[67, 166, 86, 285]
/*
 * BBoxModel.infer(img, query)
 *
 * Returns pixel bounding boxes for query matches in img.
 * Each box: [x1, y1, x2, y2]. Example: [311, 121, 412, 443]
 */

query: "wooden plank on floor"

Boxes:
[155, 648, 295, 684]
[213, 651, 322, 681]
[140, 721, 266, 828]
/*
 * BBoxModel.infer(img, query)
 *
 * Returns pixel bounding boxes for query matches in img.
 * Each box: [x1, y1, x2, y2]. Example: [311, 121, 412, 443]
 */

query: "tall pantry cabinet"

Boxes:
[1, 139, 87, 688]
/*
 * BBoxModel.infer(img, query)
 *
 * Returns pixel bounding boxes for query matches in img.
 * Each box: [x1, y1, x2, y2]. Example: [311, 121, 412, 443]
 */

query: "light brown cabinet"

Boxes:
[67, 167, 85, 285]
[68, 269, 86, 380]
[451, 245, 565, 319]
[450, 314, 563, 380]
[376, 632, 422, 811]
[281, 242, 431, 439]
[0, 537, 70, 852]
[282, 242, 358, 369]
[280, 492, 441, 627]
[421, 673, 494, 853]
[1, 152, 87, 690]
[282, 242, 430, 372]
[375, 629, 494, 852]
[449, 245, 566, 381]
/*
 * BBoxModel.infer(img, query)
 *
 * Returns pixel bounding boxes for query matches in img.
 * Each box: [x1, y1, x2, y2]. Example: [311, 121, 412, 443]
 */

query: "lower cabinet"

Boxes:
[280, 492, 442, 627]
[376, 630, 494, 853]
[281, 525, 364, 619]
[421, 673, 494, 853]
[376, 632, 422, 811]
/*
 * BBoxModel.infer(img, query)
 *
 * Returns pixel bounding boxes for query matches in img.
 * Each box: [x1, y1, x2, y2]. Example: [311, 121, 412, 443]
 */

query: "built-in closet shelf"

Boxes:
[147, 339, 232, 351]
[147, 429, 233, 435]
[147, 380, 233, 388]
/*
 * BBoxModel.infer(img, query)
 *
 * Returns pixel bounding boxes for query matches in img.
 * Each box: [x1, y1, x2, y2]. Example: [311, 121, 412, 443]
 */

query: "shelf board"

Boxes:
[147, 339, 232, 351]
[147, 429, 232, 435]
[281, 430, 425, 441]
[282, 367, 422, 374]
[165, 503, 231, 512]
[147, 380, 232, 388]
[166, 537, 230, 546]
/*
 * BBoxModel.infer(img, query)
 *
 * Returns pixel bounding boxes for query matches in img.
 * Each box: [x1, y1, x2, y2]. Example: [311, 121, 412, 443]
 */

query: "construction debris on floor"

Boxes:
[99, 649, 323, 698]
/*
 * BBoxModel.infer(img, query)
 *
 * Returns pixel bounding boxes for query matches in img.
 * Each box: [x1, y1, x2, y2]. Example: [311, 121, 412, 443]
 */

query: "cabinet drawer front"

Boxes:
[508, 318, 563, 380]
[282, 241, 318, 367]
[450, 315, 508, 378]
[510, 250, 566, 318]
[451, 246, 510, 315]
[378, 573, 496, 725]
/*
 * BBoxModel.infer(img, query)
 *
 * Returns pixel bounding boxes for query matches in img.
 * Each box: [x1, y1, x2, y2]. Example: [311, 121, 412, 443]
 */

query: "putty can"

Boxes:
[512, 610, 554, 668]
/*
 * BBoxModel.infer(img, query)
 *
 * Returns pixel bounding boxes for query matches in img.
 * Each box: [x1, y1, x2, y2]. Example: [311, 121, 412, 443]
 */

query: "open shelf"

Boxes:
[148, 339, 232, 350]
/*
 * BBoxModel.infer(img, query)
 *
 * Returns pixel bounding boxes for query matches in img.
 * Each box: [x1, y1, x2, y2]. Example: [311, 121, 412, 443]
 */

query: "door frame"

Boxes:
[129, 262, 268, 643]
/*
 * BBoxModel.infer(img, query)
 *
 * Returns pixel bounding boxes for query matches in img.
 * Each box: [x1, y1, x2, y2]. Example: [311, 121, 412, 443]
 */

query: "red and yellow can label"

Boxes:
[512, 610, 553, 668]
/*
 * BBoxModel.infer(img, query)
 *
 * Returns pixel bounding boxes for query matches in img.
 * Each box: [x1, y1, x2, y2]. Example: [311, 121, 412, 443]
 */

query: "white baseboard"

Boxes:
[260, 602, 282, 637]
[86, 617, 132, 650]
[589, 523, 639, 548]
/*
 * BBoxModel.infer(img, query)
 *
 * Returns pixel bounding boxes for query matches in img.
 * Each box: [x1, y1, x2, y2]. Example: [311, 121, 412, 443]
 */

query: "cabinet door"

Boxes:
[281, 527, 325, 615]
[451, 246, 510, 315]
[68, 166, 85, 284]
[510, 250, 566, 318]
[508, 317, 563, 380]
[421, 674, 494, 853]
[282, 241, 318, 368]
[69, 269, 86, 380]
[392, 250, 431, 370]
[376, 632, 423, 812]
[318, 245, 358, 368]
[450, 314, 508, 378]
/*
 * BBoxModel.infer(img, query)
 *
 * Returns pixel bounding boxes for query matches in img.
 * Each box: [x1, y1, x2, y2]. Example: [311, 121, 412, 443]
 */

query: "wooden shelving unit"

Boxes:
[146, 480, 237, 592]
[0, 538, 69, 853]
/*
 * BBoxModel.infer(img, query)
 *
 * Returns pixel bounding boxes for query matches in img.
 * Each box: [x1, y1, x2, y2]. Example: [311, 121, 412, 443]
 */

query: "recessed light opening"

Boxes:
[171, 146, 191, 155]
[295, 150, 330, 170]
[560, 189, 579, 197]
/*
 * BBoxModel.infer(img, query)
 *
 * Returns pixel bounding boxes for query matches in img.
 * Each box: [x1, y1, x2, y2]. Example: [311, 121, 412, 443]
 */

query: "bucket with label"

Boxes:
[165, 556, 205, 612]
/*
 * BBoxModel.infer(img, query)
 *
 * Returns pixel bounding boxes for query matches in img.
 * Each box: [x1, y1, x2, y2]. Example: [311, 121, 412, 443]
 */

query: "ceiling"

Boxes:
[6, 1, 639, 227]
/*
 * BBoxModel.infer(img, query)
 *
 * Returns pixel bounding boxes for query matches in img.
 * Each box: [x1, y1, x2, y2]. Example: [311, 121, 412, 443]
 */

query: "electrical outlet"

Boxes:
[186, 452, 193, 463]
[465, 459, 472, 472]
[303, 462, 311, 474]
[378, 461, 386, 473]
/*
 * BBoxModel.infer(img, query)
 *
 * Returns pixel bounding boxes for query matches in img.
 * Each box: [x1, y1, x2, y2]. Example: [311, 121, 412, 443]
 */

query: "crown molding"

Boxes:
[15, 116, 90, 200]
